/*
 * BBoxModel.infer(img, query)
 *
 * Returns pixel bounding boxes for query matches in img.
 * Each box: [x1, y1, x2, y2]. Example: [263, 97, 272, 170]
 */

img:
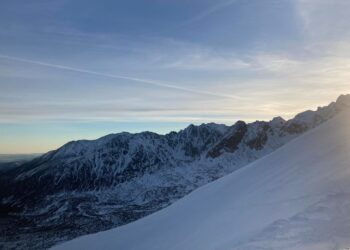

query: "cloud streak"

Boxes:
[0, 54, 245, 101]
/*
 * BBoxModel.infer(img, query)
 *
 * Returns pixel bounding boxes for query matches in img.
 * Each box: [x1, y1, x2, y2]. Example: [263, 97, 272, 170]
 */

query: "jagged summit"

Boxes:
[1, 94, 350, 249]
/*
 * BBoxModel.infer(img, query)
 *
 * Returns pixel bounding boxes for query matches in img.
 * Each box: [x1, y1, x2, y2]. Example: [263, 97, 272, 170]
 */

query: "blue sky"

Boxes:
[1, 0, 350, 153]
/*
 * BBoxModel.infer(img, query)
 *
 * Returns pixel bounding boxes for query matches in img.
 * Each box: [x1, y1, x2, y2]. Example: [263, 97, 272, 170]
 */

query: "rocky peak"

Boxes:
[270, 116, 286, 127]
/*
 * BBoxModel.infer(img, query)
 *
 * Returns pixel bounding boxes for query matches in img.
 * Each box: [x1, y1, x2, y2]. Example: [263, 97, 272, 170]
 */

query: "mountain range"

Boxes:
[1, 94, 350, 249]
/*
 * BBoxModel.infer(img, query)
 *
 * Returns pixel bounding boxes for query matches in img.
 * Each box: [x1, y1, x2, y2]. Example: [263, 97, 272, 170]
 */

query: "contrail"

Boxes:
[181, 0, 238, 26]
[0, 54, 245, 100]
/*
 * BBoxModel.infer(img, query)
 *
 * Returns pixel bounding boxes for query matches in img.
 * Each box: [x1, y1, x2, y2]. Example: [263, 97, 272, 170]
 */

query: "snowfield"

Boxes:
[53, 109, 350, 250]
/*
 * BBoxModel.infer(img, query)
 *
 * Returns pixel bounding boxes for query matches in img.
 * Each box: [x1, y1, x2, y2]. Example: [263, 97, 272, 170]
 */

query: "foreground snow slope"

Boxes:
[53, 110, 350, 250]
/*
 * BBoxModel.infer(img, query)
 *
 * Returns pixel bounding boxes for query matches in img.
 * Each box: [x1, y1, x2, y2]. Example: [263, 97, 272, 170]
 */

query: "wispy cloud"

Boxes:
[2, 0, 350, 154]
[162, 51, 251, 71]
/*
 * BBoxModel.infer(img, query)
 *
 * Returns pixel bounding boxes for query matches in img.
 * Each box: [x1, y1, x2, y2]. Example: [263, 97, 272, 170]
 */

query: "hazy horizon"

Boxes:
[2, 0, 350, 154]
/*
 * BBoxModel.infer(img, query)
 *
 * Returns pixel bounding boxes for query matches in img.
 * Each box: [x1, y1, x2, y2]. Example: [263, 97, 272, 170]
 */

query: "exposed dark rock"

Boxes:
[207, 121, 247, 158]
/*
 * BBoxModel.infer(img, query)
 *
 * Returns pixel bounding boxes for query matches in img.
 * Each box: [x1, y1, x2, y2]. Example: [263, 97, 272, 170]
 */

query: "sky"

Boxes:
[1, 0, 350, 154]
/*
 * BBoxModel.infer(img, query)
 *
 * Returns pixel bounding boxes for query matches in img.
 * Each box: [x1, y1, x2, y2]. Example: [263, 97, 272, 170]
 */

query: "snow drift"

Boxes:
[53, 109, 350, 250]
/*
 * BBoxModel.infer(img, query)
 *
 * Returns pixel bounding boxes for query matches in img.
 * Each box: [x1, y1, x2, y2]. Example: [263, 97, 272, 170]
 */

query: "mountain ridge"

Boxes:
[53, 102, 350, 250]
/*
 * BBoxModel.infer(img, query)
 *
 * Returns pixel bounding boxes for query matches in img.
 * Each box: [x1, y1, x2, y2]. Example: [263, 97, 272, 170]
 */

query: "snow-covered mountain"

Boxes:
[53, 102, 350, 250]
[1, 95, 350, 249]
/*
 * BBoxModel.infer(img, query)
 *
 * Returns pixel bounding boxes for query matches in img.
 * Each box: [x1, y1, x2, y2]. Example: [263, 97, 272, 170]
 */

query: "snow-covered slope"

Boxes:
[54, 108, 350, 250]
[2, 95, 350, 249]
